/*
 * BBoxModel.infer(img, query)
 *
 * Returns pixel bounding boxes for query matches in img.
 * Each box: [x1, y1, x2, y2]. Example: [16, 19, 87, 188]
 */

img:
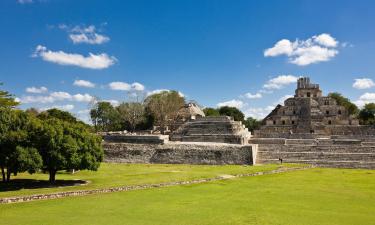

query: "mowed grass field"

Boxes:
[1, 164, 375, 225]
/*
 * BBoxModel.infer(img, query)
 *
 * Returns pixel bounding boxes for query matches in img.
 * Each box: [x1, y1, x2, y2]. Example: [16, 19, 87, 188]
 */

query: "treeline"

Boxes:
[0, 85, 103, 183]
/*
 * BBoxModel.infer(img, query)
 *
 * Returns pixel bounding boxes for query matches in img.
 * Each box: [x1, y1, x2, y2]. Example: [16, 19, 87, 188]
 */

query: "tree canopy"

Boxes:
[203, 107, 220, 116]
[218, 106, 245, 122]
[358, 103, 375, 125]
[0, 83, 19, 108]
[328, 92, 359, 115]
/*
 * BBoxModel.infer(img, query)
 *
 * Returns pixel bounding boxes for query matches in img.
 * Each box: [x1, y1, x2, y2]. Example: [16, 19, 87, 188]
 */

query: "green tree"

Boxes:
[0, 83, 19, 108]
[36, 118, 103, 182]
[90, 102, 121, 132]
[0, 108, 42, 182]
[145, 91, 185, 133]
[218, 106, 245, 122]
[203, 107, 220, 116]
[358, 103, 375, 125]
[243, 117, 262, 132]
[328, 92, 359, 115]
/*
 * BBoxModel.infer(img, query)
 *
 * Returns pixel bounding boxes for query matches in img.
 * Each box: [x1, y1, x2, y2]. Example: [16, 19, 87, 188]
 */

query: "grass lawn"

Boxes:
[1, 166, 375, 225]
[0, 163, 287, 198]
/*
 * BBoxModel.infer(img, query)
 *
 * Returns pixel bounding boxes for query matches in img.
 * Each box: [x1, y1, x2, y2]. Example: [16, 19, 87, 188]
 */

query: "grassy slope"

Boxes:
[0, 163, 284, 198]
[1, 167, 375, 225]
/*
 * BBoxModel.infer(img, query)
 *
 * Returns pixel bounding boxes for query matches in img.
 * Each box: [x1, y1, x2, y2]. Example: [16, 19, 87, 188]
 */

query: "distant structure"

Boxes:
[176, 102, 205, 121]
[255, 77, 365, 138]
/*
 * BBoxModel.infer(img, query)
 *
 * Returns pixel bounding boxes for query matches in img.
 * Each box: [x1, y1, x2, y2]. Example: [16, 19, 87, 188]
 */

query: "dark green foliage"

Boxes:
[328, 92, 359, 115]
[203, 107, 220, 116]
[0, 83, 19, 108]
[218, 106, 245, 121]
[90, 102, 121, 132]
[243, 117, 262, 132]
[358, 103, 375, 125]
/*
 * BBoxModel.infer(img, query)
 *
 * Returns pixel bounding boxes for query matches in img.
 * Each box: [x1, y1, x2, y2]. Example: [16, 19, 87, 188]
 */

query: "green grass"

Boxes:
[0, 163, 287, 198]
[1, 165, 375, 225]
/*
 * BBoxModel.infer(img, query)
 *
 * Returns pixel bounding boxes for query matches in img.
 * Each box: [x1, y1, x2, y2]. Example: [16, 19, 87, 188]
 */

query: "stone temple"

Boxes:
[255, 77, 372, 138]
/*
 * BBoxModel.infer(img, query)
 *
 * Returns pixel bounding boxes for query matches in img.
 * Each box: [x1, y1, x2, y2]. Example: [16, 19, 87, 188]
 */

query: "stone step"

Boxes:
[257, 151, 375, 161]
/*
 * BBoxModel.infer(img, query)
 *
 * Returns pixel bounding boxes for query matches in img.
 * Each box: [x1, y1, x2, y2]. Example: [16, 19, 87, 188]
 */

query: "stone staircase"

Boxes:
[252, 138, 375, 169]
[170, 116, 251, 144]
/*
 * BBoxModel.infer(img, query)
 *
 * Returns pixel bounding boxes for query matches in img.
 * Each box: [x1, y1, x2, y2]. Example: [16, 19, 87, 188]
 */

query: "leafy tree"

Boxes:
[36, 118, 103, 182]
[0, 108, 42, 182]
[117, 102, 146, 132]
[145, 91, 185, 133]
[0, 83, 19, 108]
[90, 102, 121, 132]
[328, 92, 359, 115]
[243, 117, 262, 132]
[38, 108, 78, 123]
[218, 106, 245, 122]
[358, 103, 375, 125]
[203, 107, 220, 116]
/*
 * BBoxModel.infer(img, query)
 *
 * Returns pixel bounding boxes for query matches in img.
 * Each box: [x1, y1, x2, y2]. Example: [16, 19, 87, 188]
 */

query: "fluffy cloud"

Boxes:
[243, 92, 262, 99]
[354, 92, 375, 107]
[62, 25, 110, 45]
[353, 78, 375, 90]
[243, 106, 275, 119]
[217, 99, 244, 109]
[109, 82, 146, 92]
[73, 79, 96, 88]
[264, 33, 339, 66]
[263, 75, 299, 89]
[21, 92, 94, 104]
[26, 86, 48, 94]
[33, 45, 116, 69]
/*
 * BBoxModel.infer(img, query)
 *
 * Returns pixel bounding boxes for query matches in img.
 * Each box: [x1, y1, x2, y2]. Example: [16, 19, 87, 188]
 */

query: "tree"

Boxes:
[218, 106, 245, 122]
[38, 108, 78, 123]
[0, 83, 19, 108]
[328, 92, 359, 115]
[243, 117, 262, 132]
[90, 102, 121, 132]
[0, 108, 42, 182]
[203, 107, 220, 116]
[36, 118, 103, 182]
[145, 91, 185, 133]
[358, 103, 375, 125]
[117, 102, 146, 132]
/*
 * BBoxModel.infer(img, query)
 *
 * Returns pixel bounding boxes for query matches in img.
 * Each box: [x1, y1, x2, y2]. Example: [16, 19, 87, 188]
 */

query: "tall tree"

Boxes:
[90, 102, 121, 132]
[243, 117, 262, 132]
[203, 107, 220, 116]
[117, 102, 146, 132]
[218, 106, 245, 122]
[145, 91, 185, 133]
[328, 92, 359, 115]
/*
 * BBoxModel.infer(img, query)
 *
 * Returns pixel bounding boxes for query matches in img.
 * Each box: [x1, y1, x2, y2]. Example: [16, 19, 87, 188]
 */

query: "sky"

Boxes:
[1, 0, 375, 123]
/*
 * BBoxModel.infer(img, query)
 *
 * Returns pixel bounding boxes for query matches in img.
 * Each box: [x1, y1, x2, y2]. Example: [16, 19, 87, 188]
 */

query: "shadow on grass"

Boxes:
[0, 179, 88, 192]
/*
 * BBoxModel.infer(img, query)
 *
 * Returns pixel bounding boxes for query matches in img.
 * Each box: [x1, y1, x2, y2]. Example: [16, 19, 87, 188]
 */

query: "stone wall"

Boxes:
[251, 137, 375, 169]
[103, 142, 256, 165]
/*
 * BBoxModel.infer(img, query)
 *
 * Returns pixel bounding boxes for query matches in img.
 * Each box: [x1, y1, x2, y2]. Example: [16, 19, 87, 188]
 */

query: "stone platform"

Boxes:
[251, 137, 375, 169]
[103, 141, 257, 165]
[170, 116, 251, 144]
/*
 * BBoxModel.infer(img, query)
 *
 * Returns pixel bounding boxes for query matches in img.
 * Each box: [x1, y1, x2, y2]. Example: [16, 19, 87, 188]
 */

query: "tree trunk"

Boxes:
[49, 170, 57, 183]
[6, 169, 11, 182]
[1, 166, 5, 182]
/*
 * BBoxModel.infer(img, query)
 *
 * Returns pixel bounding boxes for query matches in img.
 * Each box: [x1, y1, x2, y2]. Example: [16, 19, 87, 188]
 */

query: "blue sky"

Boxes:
[1, 0, 375, 122]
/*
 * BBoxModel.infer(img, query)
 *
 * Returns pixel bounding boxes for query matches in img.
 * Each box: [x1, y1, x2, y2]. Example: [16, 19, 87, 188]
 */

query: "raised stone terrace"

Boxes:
[170, 116, 251, 144]
[251, 137, 375, 169]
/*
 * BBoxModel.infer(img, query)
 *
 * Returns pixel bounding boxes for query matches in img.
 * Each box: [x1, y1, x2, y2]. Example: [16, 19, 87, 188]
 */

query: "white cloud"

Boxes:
[131, 82, 145, 91]
[276, 95, 294, 105]
[21, 92, 94, 104]
[146, 89, 169, 96]
[264, 75, 299, 89]
[26, 86, 48, 94]
[109, 82, 131, 91]
[243, 92, 262, 99]
[103, 99, 120, 107]
[33, 45, 116, 69]
[59, 24, 110, 45]
[353, 78, 375, 90]
[217, 99, 244, 109]
[73, 79, 96, 88]
[264, 33, 339, 66]
[355, 92, 375, 107]
[40, 104, 75, 111]
[243, 106, 274, 119]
